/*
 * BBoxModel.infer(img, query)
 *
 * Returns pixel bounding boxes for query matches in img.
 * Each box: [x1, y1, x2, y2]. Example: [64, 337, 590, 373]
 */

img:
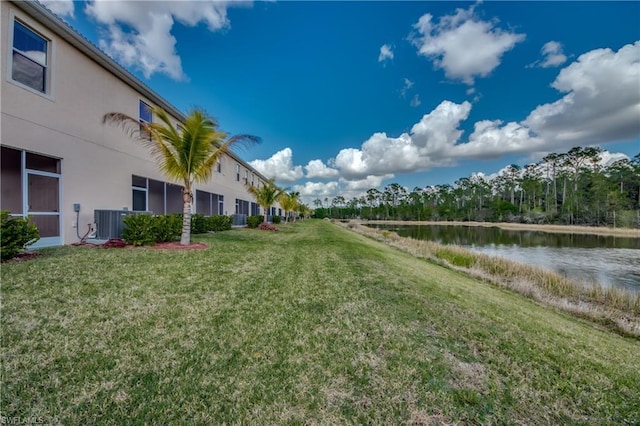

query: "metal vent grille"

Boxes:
[94, 210, 136, 240]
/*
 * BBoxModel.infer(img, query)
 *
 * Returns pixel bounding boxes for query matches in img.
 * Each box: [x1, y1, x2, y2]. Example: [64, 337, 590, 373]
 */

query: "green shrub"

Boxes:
[1, 211, 40, 261]
[246, 215, 264, 229]
[122, 214, 156, 246]
[154, 214, 181, 242]
[208, 215, 232, 232]
[191, 213, 208, 234]
[272, 215, 282, 224]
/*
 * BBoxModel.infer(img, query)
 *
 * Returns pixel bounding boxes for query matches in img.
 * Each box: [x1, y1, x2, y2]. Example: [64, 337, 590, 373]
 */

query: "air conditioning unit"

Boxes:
[94, 210, 136, 240]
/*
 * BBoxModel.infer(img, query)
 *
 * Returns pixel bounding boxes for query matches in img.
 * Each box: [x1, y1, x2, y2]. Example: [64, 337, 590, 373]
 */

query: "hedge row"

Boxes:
[122, 213, 232, 246]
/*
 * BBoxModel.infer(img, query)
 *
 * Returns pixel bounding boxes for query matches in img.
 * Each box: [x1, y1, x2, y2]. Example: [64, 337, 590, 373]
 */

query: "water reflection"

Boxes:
[372, 224, 640, 292]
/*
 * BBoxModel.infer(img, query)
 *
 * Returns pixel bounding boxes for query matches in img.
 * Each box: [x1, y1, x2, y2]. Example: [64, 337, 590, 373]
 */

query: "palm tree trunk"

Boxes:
[181, 186, 192, 245]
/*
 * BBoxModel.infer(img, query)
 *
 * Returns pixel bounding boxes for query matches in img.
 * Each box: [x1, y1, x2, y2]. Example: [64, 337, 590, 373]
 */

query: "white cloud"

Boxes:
[86, 0, 249, 80]
[293, 181, 340, 201]
[304, 159, 340, 179]
[599, 151, 629, 168]
[332, 100, 470, 180]
[379, 44, 394, 63]
[341, 175, 394, 191]
[41, 0, 75, 17]
[524, 41, 640, 148]
[249, 148, 304, 183]
[323, 43, 639, 187]
[539, 41, 567, 68]
[411, 2, 525, 85]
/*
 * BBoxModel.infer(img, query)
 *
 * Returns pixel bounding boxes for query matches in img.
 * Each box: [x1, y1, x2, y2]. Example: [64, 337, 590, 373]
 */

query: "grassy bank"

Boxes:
[2, 220, 639, 424]
[363, 220, 640, 238]
[344, 221, 640, 337]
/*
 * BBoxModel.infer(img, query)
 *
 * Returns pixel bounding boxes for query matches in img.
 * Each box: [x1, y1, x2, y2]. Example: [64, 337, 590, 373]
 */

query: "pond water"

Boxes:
[370, 224, 640, 292]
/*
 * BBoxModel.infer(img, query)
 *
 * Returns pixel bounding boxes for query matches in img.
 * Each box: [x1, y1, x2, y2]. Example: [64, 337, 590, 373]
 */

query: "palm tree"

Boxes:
[280, 191, 299, 222]
[297, 203, 312, 220]
[246, 179, 284, 223]
[104, 107, 259, 245]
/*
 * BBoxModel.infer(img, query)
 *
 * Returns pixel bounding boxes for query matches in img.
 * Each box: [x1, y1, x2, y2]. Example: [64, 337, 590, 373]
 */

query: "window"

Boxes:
[1, 147, 62, 243]
[218, 195, 224, 215]
[132, 175, 183, 213]
[216, 160, 222, 173]
[132, 175, 147, 211]
[196, 190, 224, 216]
[139, 100, 152, 139]
[235, 199, 250, 215]
[236, 164, 240, 181]
[12, 20, 48, 93]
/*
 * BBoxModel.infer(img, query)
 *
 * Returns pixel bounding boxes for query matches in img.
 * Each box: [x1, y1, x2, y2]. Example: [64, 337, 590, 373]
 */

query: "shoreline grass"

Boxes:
[341, 221, 640, 337]
[361, 219, 640, 238]
[2, 220, 639, 424]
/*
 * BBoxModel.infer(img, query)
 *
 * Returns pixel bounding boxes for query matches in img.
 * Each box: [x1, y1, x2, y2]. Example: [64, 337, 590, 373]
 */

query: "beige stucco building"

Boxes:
[1, 0, 278, 247]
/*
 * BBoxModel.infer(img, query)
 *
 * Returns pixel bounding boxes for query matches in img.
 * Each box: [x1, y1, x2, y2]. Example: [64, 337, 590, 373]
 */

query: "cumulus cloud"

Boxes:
[460, 120, 540, 158]
[459, 43, 639, 157]
[293, 181, 340, 201]
[379, 44, 394, 63]
[411, 2, 525, 85]
[325, 41, 639, 186]
[341, 175, 393, 191]
[86, 0, 249, 80]
[249, 148, 304, 183]
[524, 41, 640, 148]
[599, 151, 630, 167]
[305, 159, 340, 179]
[41, 0, 75, 17]
[332, 100, 470, 180]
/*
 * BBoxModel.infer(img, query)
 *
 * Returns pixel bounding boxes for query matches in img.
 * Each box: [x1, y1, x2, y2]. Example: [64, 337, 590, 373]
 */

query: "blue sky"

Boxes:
[45, 0, 640, 203]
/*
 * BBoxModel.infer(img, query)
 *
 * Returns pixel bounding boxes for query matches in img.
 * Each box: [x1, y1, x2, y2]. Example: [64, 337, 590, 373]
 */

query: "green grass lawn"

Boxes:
[2, 220, 639, 424]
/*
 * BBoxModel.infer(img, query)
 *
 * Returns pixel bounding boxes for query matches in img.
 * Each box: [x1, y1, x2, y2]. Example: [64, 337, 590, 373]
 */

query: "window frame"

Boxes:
[218, 195, 224, 215]
[132, 175, 148, 212]
[7, 13, 55, 98]
[139, 100, 153, 140]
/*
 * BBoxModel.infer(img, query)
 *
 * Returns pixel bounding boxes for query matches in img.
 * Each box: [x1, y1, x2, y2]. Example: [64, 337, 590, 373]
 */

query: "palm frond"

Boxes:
[103, 112, 143, 140]
[104, 107, 261, 187]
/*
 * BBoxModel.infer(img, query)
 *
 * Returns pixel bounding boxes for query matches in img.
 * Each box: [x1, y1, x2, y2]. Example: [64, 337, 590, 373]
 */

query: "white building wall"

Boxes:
[1, 1, 278, 246]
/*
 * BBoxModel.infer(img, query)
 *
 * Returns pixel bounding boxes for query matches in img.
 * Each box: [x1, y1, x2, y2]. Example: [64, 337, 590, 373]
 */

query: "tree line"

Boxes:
[312, 147, 640, 227]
